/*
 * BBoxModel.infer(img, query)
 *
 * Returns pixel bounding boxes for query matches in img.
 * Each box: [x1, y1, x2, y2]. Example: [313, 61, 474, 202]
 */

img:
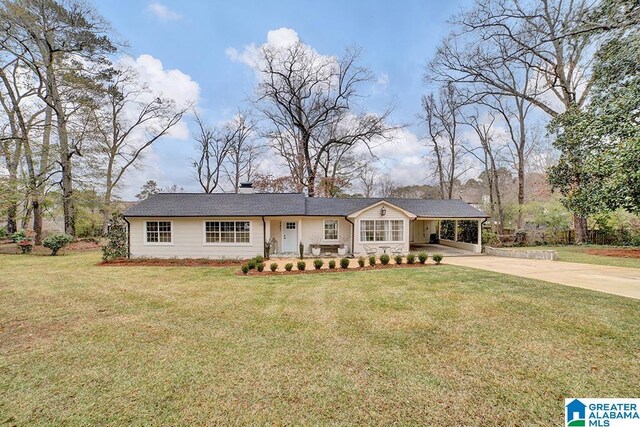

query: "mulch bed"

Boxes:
[585, 248, 640, 259]
[235, 262, 440, 276]
[100, 258, 247, 267]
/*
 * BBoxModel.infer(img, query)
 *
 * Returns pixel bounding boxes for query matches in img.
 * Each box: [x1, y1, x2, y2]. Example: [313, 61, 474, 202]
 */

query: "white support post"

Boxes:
[477, 220, 482, 246]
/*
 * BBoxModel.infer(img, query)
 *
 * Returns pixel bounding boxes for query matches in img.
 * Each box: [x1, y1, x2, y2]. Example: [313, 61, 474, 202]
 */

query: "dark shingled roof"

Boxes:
[124, 193, 488, 218]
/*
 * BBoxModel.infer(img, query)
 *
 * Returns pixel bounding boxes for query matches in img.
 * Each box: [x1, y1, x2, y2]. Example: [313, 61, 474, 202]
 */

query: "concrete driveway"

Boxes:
[445, 256, 640, 300]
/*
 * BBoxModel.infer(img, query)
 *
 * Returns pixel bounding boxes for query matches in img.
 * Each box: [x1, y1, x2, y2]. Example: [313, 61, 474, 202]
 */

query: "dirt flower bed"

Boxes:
[237, 262, 440, 276]
[585, 247, 640, 259]
[101, 258, 247, 267]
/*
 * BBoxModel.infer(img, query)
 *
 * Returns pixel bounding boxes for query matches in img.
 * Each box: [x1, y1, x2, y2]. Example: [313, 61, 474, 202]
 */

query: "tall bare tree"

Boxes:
[254, 42, 394, 197]
[428, 0, 594, 241]
[192, 112, 235, 193]
[223, 112, 261, 193]
[86, 68, 187, 233]
[421, 84, 471, 199]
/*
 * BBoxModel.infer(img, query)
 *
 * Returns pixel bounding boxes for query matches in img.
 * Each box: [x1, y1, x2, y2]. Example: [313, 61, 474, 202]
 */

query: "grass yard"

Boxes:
[1, 252, 639, 425]
[519, 245, 640, 269]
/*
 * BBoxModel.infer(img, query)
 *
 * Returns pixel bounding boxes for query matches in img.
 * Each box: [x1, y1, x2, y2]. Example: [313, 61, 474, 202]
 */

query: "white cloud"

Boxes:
[118, 54, 200, 139]
[226, 27, 301, 69]
[376, 72, 389, 89]
[146, 2, 182, 22]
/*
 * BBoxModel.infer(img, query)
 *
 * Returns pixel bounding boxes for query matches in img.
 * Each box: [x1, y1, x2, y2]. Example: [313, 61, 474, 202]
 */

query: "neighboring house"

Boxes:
[123, 184, 488, 259]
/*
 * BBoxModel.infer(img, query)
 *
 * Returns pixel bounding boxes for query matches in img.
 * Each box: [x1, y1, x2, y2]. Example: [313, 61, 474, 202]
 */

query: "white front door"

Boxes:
[282, 221, 298, 253]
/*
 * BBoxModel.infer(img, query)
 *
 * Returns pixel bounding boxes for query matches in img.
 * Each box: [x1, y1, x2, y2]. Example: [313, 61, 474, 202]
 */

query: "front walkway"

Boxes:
[445, 256, 640, 300]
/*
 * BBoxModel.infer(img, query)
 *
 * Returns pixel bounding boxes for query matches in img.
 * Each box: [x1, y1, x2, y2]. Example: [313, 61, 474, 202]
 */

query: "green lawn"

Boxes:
[1, 252, 639, 425]
[518, 245, 640, 268]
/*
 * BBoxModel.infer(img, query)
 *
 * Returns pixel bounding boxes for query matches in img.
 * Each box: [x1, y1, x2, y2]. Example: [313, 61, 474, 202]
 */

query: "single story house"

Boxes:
[123, 185, 488, 259]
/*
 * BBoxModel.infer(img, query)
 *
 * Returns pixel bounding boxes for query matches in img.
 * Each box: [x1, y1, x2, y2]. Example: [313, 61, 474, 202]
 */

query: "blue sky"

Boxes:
[93, 0, 473, 197]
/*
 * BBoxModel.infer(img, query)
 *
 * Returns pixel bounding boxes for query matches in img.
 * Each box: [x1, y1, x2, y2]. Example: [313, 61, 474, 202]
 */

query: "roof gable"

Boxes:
[346, 200, 417, 219]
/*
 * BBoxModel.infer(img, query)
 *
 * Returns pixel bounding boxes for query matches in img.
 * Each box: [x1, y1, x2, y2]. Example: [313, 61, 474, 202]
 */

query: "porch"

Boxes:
[411, 218, 483, 254]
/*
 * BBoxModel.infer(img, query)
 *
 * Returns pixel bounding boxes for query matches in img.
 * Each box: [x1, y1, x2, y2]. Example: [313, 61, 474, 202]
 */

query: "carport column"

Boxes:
[298, 219, 302, 253]
[454, 220, 458, 242]
[477, 220, 482, 246]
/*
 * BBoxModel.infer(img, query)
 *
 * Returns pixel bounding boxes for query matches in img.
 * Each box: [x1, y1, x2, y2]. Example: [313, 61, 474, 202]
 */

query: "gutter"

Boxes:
[344, 216, 355, 257]
[123, 216, 131, 259]
[261, 216, 267, 258]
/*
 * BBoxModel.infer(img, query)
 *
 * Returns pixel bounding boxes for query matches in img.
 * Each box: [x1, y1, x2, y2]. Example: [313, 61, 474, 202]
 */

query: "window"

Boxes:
[205, 221, 250, 243]
[146, 221, 172, 243]
[324, 220, 338, 241]
[359, 220, 403, 242]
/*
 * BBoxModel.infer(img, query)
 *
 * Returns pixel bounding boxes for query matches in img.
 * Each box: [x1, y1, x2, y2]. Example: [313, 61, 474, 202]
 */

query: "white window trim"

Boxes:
[202, 220, 252, 246]
[144, 220, 174, 246]
[323, 219, 339, 242]
[358, 219, 405, 243]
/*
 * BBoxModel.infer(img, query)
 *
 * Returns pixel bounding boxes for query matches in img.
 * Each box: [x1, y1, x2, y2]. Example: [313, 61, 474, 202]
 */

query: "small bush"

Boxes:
[297, 260, 306, 271]
[254, 255, 265, 263]
[247, 259, 257, 270]
[380, 254, 390, 265]
[357, 256, 365, 267]
[256, 262, 265, 272]
[406, 254, 415, 264]
[394, 255, 403, 265]
[433, 253, 444, 265]
[0, 227, 6, 238]
[417, 252, 428, 264]
[340, 258, 349, 269]
[313, 259, 324, 270]
[269, 262, 278, 272]
[328, 260, 336, 269]
[284, 263, 294, 272]
[11, 230, 26, 243]
[43, 233, 73, 256]
[241, 264, 249, 275]
[368, 255, 376, 266]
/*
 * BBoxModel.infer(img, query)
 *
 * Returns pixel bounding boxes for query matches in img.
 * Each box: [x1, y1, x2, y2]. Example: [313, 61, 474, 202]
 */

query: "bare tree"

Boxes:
[421, 84, 471, 199]
[378, 174, 397, 198]
[428, 0, 594, 241]
[357, 162, 378, 198]
[223, 112, 261, 193]
[192, 112, 235, 193]
[254, 42, 395, 197]
[87, 68, 187, 233]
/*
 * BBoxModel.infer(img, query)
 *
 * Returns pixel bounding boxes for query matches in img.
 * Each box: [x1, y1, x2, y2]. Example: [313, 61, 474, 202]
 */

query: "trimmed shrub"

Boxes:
[297, 260, 306, 271]
[284, 263, 294, 272]
[394, 255, 403, 265]
[313, 259, 324, 270]
[368, 255, 376, 266]
[433, 253, 444, 265]
[357, 256, 365, 267]
[43, 233, 73, 256]
[269, 262, 278, 272]
[340, 258, 349, 269]
[417, 252, 428, 264]
[328, 260, 336, 269]
[254, 255, 265, 263]
[102, 213, 128, 261]
[247, 259, 257, 270]
[241, 264, 249, 275]
[380, 254, 390, 265]
[406, 254, 416, 264]
[256, 262, 265, 272]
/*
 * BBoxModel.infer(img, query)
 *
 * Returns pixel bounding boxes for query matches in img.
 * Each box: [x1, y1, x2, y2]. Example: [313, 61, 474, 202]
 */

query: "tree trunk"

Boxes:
[573, 214, 588, 244]
[32, 105, 53, 245]
[6, 204, 17, 234]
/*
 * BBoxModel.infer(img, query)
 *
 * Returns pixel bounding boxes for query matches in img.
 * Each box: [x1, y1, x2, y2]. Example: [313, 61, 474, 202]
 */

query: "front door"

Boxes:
[282, 221, 298, 253]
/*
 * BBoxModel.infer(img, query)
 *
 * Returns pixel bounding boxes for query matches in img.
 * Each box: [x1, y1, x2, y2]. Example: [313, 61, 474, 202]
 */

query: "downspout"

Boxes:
[344, 216, 354, 257]
[123, 216, 131, 259]
[261, 216, 267, 259]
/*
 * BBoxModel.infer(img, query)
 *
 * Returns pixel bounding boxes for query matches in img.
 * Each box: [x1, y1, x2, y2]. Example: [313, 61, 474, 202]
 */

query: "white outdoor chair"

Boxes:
[363, 245, 377, 256]
[390, 244, 404, 256]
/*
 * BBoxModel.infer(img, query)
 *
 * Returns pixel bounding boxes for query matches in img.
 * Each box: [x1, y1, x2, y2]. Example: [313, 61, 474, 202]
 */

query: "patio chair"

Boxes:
[363, 244, 377, 256]
[390, 244, 404, 256]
